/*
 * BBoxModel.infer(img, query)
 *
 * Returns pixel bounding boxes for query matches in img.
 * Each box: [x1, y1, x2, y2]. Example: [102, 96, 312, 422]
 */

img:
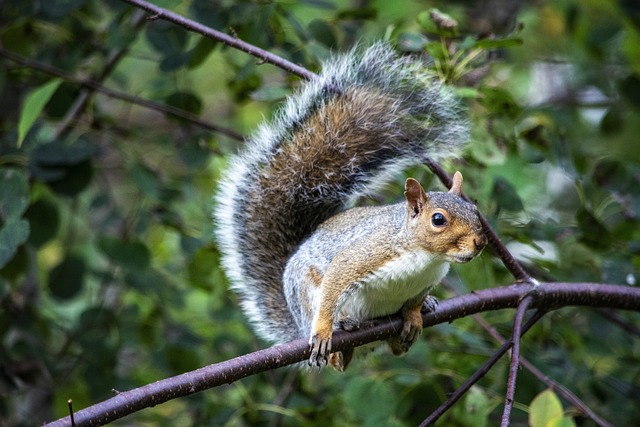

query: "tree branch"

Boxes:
[117, 0, 318, 81]
[0, 48, 244, 141]
[44, 282, 640, 427]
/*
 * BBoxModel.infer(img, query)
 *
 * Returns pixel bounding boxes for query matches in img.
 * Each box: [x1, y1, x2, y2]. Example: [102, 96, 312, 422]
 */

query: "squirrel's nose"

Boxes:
[474, 235, 487, 251]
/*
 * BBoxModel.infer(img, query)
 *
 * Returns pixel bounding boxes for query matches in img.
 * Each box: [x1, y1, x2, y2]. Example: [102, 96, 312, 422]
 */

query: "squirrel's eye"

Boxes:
[431, 212, 447, 227]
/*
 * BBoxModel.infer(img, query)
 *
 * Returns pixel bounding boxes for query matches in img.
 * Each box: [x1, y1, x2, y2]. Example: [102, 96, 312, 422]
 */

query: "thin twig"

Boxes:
[0, 48, 243, 141]
[54, 9, 148, 139]
[501, 296, 534, 426]
[419, 310, 545, 426]
[117, 0, 317, 81]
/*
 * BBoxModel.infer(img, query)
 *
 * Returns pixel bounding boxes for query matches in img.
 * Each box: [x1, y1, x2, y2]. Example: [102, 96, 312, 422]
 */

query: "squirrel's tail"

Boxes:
[214, 42, 468, 344]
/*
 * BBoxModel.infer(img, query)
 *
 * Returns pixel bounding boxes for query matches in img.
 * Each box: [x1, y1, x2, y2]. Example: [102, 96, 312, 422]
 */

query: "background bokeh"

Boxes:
[1, 0, 639, 425]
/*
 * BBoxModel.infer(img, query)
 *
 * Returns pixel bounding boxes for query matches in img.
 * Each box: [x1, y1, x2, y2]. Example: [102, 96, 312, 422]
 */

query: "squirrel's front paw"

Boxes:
[309, 333, 332, 368]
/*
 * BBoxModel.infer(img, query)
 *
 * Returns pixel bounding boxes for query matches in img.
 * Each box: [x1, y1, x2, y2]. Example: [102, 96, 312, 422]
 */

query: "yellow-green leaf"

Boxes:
[529, 389, 563, 427]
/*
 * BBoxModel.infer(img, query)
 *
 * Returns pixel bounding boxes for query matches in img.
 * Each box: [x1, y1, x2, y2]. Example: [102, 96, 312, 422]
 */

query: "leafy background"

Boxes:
[1, 0, 639, 426]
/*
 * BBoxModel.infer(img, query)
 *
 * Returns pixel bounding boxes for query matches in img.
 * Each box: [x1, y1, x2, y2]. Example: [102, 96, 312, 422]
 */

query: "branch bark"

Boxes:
[44, 282, 640, 427]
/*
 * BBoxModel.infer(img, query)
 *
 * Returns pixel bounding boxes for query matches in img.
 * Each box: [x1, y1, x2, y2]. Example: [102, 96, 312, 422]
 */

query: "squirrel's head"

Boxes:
[404, 172, 487, 263]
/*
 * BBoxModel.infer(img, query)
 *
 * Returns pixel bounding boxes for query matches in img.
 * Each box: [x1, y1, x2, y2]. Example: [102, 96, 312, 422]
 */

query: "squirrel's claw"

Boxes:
[309, 334, 331, 368]
[400, 317, 422, 346]
[388, 307, 424, 355]
[421, 295, 439, 314]
[338, 316, 360, 332]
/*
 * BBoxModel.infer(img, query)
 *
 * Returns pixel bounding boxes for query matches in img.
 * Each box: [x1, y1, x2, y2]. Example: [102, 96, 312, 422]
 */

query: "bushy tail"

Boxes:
[214, 42, 468, 344]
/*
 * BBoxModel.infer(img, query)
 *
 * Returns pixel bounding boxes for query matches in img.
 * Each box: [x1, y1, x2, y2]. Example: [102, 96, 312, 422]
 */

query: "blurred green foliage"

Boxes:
[1, 0, 639, 426]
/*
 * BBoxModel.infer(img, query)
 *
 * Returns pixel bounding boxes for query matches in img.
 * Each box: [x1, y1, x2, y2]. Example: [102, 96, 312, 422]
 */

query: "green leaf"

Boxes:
[187, 246, 222, 291]
[159, 52, 190, 72]
[251, 85, 290, 102]
[130, 163, 160, 199]
[451, 386, 490, 427]
[470, 37, 523, 50]
[187, 37, 217, 69]
[308, 19, 336, 48]
[397, 33, 428, 53]
[125, 268, 168, 292]
[17, 78, 62, 147]
[145, 20, 188, 55]
[28, 137, 97, 197]
[98, 237, 151, 271]
[48, 255, 86, 300]
[47, 159, 94, 197]
[30, 137, 97, 168]
[165, 343, 201, 374]
[344, 377, 399, 427]
[0, 168, 31, 269]
[454, 87, 481, 99]
[619, 74, 640, 109]
[0, 168, 30, 221]
[0, 245, 29, 282]
[336, 7, 377, 20]
[599, 106, 624, 134]
[0, 220, 30, 269]
[24, 198, 60, 247]
[165, 91, 203, 117]
[576, 207, 612, 251]
[424, 41, 448, 61]
[492, 176, 524, 212]
[478, 86, 522, 118]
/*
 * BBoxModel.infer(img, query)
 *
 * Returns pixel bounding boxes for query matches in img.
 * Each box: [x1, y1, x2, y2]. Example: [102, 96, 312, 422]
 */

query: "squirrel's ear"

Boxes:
[449, 171, 463, 196]
[405, 178, 428, 218]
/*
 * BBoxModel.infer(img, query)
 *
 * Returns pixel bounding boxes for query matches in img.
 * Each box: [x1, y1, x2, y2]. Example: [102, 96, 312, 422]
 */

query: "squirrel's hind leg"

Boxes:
[328, 348, 354, 371]
[388, 293, 431, 356]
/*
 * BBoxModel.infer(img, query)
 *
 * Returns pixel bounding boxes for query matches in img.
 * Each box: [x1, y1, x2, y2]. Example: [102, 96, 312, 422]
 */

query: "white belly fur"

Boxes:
[337, 249, 449, 321]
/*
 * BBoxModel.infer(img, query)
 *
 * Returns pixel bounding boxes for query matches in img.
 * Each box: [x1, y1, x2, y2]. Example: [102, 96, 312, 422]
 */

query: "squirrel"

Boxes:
[214, 42, 487, 371]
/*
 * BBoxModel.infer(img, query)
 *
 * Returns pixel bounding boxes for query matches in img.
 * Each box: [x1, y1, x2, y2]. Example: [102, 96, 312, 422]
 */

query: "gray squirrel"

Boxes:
[215, 43, 486, 370]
